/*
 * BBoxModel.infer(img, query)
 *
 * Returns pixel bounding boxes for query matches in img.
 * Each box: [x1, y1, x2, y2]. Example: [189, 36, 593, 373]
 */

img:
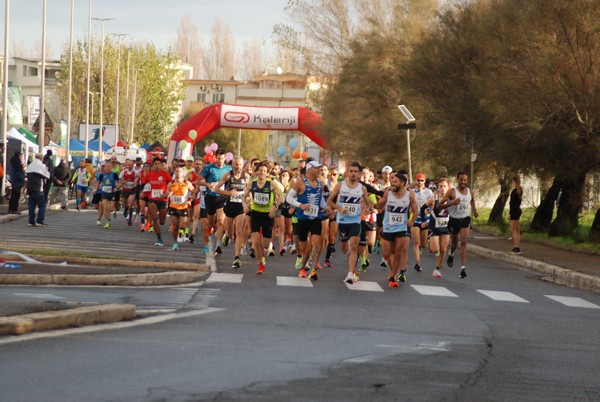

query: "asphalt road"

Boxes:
[0, 239, 599, 401]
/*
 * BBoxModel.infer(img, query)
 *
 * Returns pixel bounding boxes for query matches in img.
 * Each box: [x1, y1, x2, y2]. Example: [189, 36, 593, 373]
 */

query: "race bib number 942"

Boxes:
[388, 213, 405, 225]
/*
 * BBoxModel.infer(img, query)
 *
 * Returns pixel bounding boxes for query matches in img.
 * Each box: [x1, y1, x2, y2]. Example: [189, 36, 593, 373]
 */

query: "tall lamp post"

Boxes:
[109, 33, 127, 145]
[84, 0, 92, 158]
[397, 104, 416, 183]
[92, 17, 114, 161]
[39, 0, 47, 150]
[66, 0, 75, 156]
[1, 0, 10, 201]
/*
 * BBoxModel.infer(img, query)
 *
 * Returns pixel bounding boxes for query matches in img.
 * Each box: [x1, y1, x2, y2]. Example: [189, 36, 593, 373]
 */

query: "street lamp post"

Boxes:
[39, 0, 47, 150]
[397, 105, 416, 183]
[92, 17, 114, 161]
[66, 0, 75, 156]
[129, 68, 142, 145]
[110, 33, 127, 145]
[1, 0, 10, 201]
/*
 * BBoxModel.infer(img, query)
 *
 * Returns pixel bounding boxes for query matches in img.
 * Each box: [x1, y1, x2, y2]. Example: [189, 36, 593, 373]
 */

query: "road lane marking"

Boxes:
[477, 290, 529, 303]
[276, 277, 314, 287]
[410, 285, 458, 297]
[545, 295, 600, 309]
[205, 273, 243, 283]
[345, 281, 385, 292]
[13, 293, 66, 300]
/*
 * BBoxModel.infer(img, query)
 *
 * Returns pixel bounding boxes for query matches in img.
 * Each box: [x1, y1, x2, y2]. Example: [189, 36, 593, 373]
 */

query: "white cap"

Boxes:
[381, 165, 392, 173]
[306, 161, 322, 170]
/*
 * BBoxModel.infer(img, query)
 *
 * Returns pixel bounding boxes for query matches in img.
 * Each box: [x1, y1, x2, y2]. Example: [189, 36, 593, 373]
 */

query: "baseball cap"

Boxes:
[306, 161, 322, 170]
[415, 173, 426, 180]
[381, 165, 392, 174]
[135, 157, 142, 162]
[185, 156, 194, 162]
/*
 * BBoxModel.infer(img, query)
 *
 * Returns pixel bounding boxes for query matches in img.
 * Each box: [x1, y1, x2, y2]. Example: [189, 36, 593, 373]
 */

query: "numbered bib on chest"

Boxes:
[253, 192, 270, 205]
[305, 204, 319, 218]
[151, 189, 163, 198]
[171, 194, 186, 204]
[342, 203, 359, 216]
[435, 217, 449, 228]
[102, 185, 113, 193]
[458, 203, 471, 213]
[124, 181, 135, 189]
[388, 212, 405, 225]
[230, 191, 243, 203]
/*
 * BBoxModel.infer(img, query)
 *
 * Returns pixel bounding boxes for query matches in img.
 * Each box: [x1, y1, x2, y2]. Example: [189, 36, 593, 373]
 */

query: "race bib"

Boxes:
[305, 204, 319, 218]
[102, 185, 113, 193]
[124, 182, 135, 189]
[458, 203, 471, 213]
[341, 203, 359, 216]
[151, 189, 164, 198]
[143, 183, 151, 192]
[388, 212, 405, 225]
[171, 195, 186, 204]
[230, 191, 243, 203]
[436, 217, 449, 228]
[253, 192, 270, 205]
[77, 176, 88, 186]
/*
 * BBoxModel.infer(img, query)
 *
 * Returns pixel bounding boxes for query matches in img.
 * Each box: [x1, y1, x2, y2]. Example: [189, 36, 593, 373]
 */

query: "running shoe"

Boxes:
[289, 245, 297, 255]
[240, 246, 247, 256]
[316, 262, 322, 269]
[232, 258, 241, 269]
[172, 243, 179, 251]
[76, 206, 80, 211]
[447, 252, 454, 267]
[413, 262, 422, 272]
[396, 270, 407, 283]
[154, 240, 164, 247]
[201, 246, 210, 254]
[460, 267, 467, 279]
[214, 246, 223, 256]
[140, 224, 146, 232]
[308, 268, 319, 281]
[298, 268, 307, 278]
[279, 246, 286, 256]
[127, 217, 132, 227]
[353, 272, 360, 282]
[257, 262, 266, 275]
[511, 247, 521, 254]
[104, 222, 110, 229]
[324, 259, 332, 268]
[96, 219, 101, 226]
[295, 256, 303, 270]
[177, 235, 184, 243]
[344, 272, 355, 285]
[432, 269, 442, 278]
[388, 276, 399, 288]
[134, 214, 141, 224]
[222, 233, 230, 247]
[149, 225, 154, 232]
[189, 235, 195, 244]
[249, 248, 255, 258]
[379, 258, 388, 268]
[359, 257, 368, 272]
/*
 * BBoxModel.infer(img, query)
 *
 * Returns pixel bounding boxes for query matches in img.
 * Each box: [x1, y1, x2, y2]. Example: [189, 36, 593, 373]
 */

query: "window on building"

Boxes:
[197, 93, 206, 102]
[212, 93, 225, 103]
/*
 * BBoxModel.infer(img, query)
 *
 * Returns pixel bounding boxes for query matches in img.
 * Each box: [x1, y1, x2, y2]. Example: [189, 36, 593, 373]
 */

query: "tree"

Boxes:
[172, 17, 204, 79]
[202, 18, 236, 80]
[239, 39, 266, 81]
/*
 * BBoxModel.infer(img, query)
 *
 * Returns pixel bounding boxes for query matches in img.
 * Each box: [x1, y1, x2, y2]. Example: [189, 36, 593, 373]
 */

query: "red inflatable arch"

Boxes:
[167, 103, 323, 162]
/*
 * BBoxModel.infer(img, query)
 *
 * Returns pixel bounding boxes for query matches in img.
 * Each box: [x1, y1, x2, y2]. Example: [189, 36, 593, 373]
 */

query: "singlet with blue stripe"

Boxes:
[296, 177, 322, 220]
[383, 190, 411, 233]
[336, 181, 363, 224]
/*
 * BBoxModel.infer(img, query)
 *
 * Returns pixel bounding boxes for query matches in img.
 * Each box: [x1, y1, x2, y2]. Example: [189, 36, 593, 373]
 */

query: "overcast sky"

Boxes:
[1, 0, 289, 59]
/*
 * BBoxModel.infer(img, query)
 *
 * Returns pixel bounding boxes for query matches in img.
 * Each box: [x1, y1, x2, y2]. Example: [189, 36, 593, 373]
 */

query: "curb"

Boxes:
[30, 255, 209, 272]
[0, 271, 208, 286]
[0, 303, 136, 335]
[470, 244, 600, 292]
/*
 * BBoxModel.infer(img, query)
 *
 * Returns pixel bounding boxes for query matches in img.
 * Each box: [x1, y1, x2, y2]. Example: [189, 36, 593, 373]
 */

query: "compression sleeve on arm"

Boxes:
[286, 189, 301, 208]
[359, 181, 384, 197]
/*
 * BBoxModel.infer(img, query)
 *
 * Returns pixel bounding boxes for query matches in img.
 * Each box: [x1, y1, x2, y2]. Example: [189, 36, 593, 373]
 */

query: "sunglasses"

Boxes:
[416, 179, 425, 182]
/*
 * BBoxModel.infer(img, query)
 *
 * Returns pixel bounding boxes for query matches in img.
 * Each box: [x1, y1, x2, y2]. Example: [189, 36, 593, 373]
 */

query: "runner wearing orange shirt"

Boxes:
[163, 167, 194, 250]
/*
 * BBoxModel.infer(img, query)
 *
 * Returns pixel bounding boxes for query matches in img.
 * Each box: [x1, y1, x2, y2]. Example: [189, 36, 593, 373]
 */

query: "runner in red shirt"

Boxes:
[141, 158, 172, 246]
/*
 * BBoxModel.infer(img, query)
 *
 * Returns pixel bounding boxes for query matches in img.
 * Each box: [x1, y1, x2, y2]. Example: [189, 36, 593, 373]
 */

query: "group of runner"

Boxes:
[75, 151, 479, 287]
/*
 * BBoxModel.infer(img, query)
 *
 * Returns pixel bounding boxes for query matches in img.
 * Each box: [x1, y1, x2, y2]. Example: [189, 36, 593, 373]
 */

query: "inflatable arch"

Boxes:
[167, 103, 324, 162]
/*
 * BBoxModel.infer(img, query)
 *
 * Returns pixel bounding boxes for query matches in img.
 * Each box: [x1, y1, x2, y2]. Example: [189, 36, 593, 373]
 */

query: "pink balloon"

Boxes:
[210, 143, 218, 151]
[225, 152, 233, 162]
[204, 145, 211, 154]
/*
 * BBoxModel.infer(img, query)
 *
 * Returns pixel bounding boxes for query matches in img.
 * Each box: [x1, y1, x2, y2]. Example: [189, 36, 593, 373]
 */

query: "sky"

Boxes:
[1, 0, 290, 60]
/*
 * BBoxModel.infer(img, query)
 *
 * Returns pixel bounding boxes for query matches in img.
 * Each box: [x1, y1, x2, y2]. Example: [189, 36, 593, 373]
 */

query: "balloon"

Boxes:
[204, 154, 212, 163]
[301, 152, 308, 159]
[179, 140, 188, 150]
[210, 143, 218, 151]
[277, 145, 286, 156]
[225, 152, 233, 162]
[204, 145, 211, 154]
[289, 137, 298, 149]
[267, 156, 273, 161]
[188, 130, 197, 140]
[292, 151, 301, 159]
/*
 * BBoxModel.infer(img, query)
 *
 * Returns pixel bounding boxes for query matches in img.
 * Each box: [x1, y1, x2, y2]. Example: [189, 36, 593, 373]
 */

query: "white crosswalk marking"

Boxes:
[276, 277, 314, 287]
[206, 272, 244, 283]
[345, 281, 385, 292]
[545, 295, 600, 309]
[410, 285, 458, 297]
[477, 290, 529, 303]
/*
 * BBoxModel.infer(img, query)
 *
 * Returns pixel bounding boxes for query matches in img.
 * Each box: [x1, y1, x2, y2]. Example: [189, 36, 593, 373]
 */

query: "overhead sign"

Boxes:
[220, 104, 299, 130]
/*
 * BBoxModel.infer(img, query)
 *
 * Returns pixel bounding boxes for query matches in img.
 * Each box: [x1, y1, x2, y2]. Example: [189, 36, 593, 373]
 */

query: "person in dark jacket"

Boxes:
[26, 153, 50, 226]
[49, 159, 71, 209]
[42, 149, 54, 200]
[7, 151, 26, 214]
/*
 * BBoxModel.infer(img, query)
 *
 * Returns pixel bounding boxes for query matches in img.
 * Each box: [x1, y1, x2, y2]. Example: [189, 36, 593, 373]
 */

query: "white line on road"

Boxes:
[205, 272, 243, 284]
[410, 285, 459, 297]
[13, 293, 66, 300]
[345, 281, 385, 292]
[545, 295, 600, 309]
[276, 276, 314, 287]
[477, 290, 529, 303]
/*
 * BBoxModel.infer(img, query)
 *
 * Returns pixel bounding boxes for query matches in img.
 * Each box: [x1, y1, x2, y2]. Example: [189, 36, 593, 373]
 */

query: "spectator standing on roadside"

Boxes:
[42, 150, 54, 200]
[26, 153, 50, 226]
[509, 174, 523, 254]
[7, 151, 26, 214]
[49, 159, 71, 209]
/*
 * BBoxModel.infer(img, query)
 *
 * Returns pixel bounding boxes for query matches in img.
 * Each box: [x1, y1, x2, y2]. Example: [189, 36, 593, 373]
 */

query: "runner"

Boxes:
[509, 174, 523, 254]
[118, 159, 139, 226]
[327, 162, 373, 284]
[374, 173, 417, 287]
[410, 173, 434, 272]
[424, 177, 451, 277]
[141, 158, 172, 246]
[163, 166, 194, 250]
[96, 161, 119, 228]
[276, 169, 294, 256]
[199, 150, 232, 256]
[71, 159, 91, 211]
[212, 156, 250, 269]
[286, 160, 331, 279]
[138, 163, 151, 231]
[438, 171, 479, 278]
[242, 162, 283, 274]
[324, 166, 340, 267]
